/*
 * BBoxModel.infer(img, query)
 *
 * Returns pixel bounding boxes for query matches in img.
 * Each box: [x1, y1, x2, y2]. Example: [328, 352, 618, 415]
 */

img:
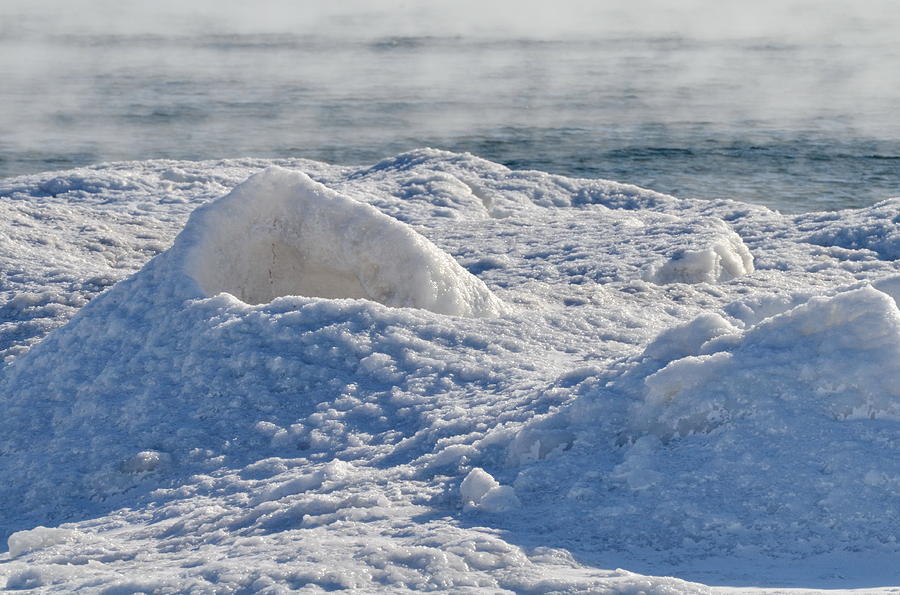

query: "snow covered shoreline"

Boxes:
[1, 150, 898, 592]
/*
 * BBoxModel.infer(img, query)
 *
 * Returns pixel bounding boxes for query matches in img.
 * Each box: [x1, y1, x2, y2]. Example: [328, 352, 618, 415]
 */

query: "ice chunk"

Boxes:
[460, 468, 499, 504]
[643, 219, 753, 284]
[460, 468, 520, 513]
[181, 167, 505, 317]
[8, 527, 79, 558]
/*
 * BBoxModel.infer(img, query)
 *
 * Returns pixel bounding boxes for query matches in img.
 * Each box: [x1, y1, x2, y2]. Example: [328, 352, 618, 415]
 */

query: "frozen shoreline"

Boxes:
[1, 150, 898, 592]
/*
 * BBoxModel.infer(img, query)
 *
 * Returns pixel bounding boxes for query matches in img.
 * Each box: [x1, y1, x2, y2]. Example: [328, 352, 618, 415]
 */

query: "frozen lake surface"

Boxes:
[0, 150, 898, 592]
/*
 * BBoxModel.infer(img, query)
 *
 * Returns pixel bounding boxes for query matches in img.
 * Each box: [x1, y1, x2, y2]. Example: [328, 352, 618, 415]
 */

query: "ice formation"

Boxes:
[642, 218, 754, 284]
[181, 166, 505, 316]
[0, 150, 898, 593]
[460, 468, 521, 513]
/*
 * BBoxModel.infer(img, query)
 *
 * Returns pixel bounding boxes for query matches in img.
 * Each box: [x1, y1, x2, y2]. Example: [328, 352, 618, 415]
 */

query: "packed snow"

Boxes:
[0, 150, 898, 593]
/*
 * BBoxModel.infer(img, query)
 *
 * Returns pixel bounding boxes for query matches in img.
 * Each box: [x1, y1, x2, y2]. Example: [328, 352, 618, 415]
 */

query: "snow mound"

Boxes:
[634, 285, 900, 437]
[505, 285, 900, 575]
[180, 167, 504, 317]
[642, 219, 754, 284]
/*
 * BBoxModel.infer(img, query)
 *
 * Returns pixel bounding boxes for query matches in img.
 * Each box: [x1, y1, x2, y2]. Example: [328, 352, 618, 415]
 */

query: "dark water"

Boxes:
[2, 28, 900, 212]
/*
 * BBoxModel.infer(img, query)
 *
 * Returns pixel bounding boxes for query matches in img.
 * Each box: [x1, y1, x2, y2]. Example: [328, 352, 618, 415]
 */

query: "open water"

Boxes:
[2, 3, 900, 213]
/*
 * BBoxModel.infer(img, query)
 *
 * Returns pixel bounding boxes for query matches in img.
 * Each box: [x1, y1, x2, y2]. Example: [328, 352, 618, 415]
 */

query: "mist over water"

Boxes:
[2, 0, 900, 211]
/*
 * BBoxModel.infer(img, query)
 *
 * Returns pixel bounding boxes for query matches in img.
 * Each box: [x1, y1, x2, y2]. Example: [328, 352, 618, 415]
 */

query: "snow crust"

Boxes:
[1, 149, 899, 593]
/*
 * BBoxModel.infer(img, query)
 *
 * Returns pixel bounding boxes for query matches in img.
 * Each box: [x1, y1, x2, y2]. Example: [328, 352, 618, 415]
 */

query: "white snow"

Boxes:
[643, 219, 755, 284]
[0, 149, 898, 593]
[7, 528, 81, 559]
[183, 166, 505, 316]
[636, 284, 900, 434]
[460, 468, 521, 513]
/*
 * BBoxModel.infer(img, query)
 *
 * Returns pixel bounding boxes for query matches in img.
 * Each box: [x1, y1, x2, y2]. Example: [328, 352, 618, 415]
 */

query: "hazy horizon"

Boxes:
[2, 0, 899, 210]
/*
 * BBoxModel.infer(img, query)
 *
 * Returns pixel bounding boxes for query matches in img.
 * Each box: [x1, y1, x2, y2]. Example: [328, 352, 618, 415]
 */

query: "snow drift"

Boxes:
[181, 166, 505, 317]
[505, 283, 900, 579]
[634, 284, 900, 438]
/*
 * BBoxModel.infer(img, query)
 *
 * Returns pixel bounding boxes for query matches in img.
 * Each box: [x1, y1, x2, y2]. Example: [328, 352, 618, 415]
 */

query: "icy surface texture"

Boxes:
[1, 149, 898, 592]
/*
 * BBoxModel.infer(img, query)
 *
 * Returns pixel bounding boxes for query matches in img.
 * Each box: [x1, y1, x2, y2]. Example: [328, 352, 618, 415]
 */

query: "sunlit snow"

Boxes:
[1, 150, 898, 592]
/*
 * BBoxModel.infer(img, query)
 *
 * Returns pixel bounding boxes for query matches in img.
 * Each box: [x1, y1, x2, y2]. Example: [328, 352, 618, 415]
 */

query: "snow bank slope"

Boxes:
[508, 284, 900, 584]
[184, 166, 505, 316]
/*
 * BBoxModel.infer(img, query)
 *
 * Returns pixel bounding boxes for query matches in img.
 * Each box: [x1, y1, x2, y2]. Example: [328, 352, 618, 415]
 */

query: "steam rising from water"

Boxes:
[6, 0, 900, 41]
[2, 0, 900, 211]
